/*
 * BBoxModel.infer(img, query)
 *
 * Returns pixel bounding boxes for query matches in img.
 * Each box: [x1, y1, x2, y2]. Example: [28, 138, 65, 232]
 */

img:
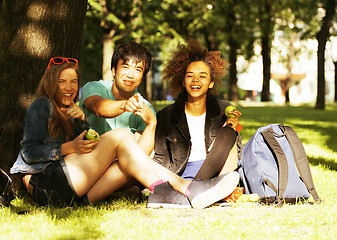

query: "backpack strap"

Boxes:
[261, 128, 288, 206]
[279, 125, 322, 203]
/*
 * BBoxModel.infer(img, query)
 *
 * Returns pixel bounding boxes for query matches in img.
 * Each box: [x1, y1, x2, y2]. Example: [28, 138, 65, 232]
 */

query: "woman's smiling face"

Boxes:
[58, 68, 79, 106]
[184, 61, 214, 101]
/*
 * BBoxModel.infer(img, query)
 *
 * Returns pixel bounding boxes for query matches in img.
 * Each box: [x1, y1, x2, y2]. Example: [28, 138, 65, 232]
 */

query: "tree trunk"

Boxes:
[138, 77, 148, 100]
[226, 5, 239, 101]
[315, 0, 335, 110]
[102, 32, 114, 81]
[228, 40, 239, 101]
[284, 33, 295, 103]
[334, 61, 337, 103]
[0, 0, 88, 184]
[260, 0, 273, 102]
[100, 0, 116, 81]
[316, 38, 326, 109]
[261, 34, 271, 102]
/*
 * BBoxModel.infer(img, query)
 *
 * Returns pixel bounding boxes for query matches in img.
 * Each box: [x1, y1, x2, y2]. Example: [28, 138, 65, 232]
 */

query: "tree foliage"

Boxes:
[80, 0, 336, 106]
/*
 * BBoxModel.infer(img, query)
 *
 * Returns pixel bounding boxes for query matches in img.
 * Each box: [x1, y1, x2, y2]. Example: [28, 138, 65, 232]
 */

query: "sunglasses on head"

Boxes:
[47, 57, 78, 69]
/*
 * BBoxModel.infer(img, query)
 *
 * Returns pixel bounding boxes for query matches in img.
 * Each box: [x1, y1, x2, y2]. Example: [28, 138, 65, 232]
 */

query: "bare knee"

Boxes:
[101, 128, 134, 143]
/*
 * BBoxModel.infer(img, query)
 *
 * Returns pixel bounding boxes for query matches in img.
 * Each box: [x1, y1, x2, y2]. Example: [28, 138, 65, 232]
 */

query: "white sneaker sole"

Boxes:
[147, 203, 191, 209]
[191, 172, 240, 209]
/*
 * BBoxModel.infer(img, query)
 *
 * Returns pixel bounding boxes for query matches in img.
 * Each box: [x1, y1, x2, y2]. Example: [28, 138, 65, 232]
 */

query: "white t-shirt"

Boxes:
[185, 112, 207, 162]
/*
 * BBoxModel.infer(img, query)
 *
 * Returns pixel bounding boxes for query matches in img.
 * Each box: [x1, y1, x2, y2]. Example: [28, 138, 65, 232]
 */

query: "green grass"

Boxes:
[1, 103, 337, 240]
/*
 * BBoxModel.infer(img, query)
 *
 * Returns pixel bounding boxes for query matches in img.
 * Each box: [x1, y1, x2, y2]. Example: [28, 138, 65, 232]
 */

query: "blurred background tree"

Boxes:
[79, 0, 336, 106]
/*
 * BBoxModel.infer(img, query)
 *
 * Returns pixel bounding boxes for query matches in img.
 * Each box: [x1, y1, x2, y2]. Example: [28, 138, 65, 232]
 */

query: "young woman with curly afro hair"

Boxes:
[153, 39, 242, 186]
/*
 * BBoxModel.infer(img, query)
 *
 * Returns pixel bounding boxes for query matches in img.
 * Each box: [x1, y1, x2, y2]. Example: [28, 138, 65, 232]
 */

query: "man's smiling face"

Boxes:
[112, 59, 145, 95]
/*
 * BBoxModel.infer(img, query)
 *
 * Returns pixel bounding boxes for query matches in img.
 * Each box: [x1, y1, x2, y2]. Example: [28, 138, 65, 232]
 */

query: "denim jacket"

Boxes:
[153, 92, 242, 176]
[10, 97, 90, 174]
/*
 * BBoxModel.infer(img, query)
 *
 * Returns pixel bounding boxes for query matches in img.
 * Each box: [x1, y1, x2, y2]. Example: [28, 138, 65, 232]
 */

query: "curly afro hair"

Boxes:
[162, 39, 228, 96]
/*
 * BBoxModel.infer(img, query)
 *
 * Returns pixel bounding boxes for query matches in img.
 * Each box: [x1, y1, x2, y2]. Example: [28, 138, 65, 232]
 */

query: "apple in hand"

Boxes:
[225, 105, 236, 118]
[85, 129, 100, 142]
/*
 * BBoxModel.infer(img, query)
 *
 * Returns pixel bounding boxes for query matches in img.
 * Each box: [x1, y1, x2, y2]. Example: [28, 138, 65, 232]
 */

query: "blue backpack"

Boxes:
[240, 124, 321, 205]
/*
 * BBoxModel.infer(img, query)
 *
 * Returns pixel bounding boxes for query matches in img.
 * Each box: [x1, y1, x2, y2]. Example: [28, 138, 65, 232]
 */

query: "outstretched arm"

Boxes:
[83, 95, 128, 118]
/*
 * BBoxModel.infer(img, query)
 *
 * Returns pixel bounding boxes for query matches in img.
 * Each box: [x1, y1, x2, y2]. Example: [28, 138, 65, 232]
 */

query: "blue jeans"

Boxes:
[181, 160, 205, 180]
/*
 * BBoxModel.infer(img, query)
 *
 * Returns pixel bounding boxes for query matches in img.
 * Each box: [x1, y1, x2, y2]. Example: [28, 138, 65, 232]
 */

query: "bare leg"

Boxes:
[150, 161, 191, 191]
[86, 161, 132, 203]
[64, 129, 160, 196]
[64, 128, 191, 198]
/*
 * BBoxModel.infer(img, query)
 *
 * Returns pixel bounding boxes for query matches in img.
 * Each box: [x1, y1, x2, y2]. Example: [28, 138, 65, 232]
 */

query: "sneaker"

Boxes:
[187, 172, 239, 209]
[147, 182, 191, 209]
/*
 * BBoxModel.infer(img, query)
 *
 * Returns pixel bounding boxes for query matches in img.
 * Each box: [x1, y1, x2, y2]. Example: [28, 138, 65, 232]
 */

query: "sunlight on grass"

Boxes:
[1, 104, 337, 240]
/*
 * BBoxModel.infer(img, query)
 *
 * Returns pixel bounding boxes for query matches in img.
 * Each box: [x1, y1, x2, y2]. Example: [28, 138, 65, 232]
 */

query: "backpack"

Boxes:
[239, 124, 321, 205]
[0, 168, 14, 207]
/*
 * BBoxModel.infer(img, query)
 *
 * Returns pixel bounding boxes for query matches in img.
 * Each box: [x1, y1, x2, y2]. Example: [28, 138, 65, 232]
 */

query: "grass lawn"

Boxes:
[1, 103, 337, 240]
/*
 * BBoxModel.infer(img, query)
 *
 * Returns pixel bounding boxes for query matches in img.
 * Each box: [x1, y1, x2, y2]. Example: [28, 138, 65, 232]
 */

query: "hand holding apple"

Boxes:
[85, 128, 100, 142]
[225, 105, 237, 118]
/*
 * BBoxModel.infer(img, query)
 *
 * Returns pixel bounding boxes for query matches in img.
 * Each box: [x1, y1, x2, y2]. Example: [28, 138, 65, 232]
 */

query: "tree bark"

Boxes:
[0, 0, 88, 181]
[315, 0, 335, 110]
[227, 7, 239, 101]
[102, 32, 114, 81]
[260, 0, 273, 102]
[261, 34, 271, 102]
[284, 33, 295, 103]
[100, 0, 115, 81]
[228, 40, 239, 101]
[334, 61, 337, 103]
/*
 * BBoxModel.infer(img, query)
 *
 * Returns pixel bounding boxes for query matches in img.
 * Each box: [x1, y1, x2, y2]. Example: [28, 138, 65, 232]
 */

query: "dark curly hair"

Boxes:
[162, 39, 228, 96]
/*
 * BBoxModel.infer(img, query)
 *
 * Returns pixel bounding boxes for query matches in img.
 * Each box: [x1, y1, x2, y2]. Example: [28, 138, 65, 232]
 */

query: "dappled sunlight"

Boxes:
[18, 93, 36, 110]
[11, 24, 51, 57]
[27, 2, 70, 20]
[286, 119, 337, 127]
[296, 129, 329, 145]
[27, 2, 49, 20]
[10, 2, 72, 58]
[305, 144, 337, 163]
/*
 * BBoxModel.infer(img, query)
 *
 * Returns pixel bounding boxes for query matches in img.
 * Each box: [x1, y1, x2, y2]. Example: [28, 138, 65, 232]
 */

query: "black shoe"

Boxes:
[147, 182, 191, 209]
[187, 172, 239, 209]
[0, 168, 14, 207]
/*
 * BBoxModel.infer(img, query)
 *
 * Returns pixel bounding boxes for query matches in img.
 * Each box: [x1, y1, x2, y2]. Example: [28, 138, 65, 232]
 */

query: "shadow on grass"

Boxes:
[8, 199, 105, 239]
[6, 191, 149, 239]
[309, 156, 337, 172]
[52, 226, 104, 240]
[295, 123, 337, 152]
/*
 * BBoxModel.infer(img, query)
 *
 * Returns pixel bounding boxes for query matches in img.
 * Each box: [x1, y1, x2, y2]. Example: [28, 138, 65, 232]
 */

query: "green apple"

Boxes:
[225, 105, 236, 118]
[85, 129, 100, 142]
